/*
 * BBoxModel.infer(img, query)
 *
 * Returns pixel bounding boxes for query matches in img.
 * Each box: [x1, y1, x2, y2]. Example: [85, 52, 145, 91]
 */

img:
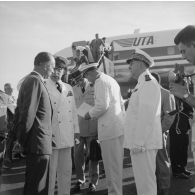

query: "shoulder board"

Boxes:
[145, 75, 151, 81]
[132, 88, 138, 93]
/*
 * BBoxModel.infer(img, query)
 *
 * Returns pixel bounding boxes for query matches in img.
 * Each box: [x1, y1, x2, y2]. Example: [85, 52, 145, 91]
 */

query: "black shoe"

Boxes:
[72, 181, 84, 193]
[173, 172, 189, 179]
[14, 153, 26, 159]
[88, 183, 96, 192]
[183, 169, 192, 176]
[2, 159, 12, 169]
[157, 188, 170, 195]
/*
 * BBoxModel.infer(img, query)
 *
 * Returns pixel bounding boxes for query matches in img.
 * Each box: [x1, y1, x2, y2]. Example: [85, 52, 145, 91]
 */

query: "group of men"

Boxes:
[4, 24, 195, 195]
[72, 33, 110, 67]
[124, 25, 195, 195]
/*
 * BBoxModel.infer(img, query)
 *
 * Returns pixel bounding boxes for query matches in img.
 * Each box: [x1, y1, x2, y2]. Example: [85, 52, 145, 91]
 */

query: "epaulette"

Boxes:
[145, 75, 151, 81]
[132, 88, 138, 93]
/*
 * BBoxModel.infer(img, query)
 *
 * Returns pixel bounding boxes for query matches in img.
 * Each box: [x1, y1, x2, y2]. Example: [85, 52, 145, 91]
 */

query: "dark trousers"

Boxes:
[23, 154, 50, 195]
[74, 136, 99, 185]
[5, 130, 16, 160]
[156, 132, 171, 194]
[169, 131, 189, 174]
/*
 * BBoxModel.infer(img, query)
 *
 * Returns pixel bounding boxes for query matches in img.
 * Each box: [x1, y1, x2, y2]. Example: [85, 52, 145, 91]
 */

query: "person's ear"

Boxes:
[43, 64, 47, 70]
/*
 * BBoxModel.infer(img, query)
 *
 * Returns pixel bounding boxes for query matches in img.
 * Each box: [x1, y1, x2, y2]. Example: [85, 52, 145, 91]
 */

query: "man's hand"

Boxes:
[84, 112, 91, 120]
[74, 133, 80, 145]
[169, 83, 188, 99]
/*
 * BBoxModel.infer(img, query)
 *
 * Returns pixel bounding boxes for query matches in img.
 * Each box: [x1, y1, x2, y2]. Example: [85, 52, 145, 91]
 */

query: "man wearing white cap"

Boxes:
[125, 49, 162, 195]
[80, 63, 125, 195]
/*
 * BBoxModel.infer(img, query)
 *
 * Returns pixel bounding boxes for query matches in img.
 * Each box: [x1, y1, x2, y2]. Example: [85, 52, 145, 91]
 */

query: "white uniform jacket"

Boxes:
[124, 70, 162, 150]
[89, 73, 125, 141]
[45, 79, 79, 149]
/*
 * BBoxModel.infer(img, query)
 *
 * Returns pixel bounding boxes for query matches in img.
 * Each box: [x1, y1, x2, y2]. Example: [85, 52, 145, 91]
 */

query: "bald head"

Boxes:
[34, 52, 55, 79]
[4, 83, 13, 95]
[34, 52, 54, 67]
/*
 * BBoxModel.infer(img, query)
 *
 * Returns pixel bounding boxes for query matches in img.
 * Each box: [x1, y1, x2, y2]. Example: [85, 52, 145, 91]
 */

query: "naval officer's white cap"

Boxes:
[76, 46, 85, 51]
[79, 63, 98, 75]
[126, 48, 154, 67]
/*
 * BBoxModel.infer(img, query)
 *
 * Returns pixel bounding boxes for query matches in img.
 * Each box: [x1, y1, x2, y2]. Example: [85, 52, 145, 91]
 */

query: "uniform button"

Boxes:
[58, 111, 60, 113]
[59, 121, 61, 123]
[69, 110, 71, 112]
[54, 102, 56, 104]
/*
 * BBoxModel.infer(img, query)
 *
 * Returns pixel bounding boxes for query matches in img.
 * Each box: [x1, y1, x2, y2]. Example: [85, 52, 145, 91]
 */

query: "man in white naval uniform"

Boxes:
[81, 63, 125, 195]
[45, 56, 79, 195]
[125, 49, 162, 195]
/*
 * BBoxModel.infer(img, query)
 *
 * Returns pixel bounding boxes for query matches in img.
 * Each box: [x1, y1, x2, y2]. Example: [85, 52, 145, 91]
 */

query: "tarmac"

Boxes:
[0, 149, 195, 195]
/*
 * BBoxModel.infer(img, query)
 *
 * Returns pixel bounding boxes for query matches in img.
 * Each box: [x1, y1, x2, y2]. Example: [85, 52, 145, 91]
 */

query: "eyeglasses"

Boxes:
[54, 67, 64, 72]
[4, 87, 12, 90]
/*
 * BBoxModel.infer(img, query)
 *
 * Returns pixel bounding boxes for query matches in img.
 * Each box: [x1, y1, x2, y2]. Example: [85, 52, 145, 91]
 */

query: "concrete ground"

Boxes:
[0, 149, 195, 195]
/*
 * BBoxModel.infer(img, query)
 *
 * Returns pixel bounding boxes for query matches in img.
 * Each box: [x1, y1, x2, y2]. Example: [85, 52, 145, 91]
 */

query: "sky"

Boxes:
[0, 1, 195, 97]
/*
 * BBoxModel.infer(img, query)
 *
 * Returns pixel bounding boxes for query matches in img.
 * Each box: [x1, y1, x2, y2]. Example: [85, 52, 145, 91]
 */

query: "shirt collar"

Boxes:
[96, 72, 102, 80]
[32, 70, 44, 81]
[57, 80, 63, 85]
[48, 78, 63, 86]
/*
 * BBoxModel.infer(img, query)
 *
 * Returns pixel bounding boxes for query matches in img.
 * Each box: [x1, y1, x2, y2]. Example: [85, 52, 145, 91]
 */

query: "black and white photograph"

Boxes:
[0, 1, 195, 195]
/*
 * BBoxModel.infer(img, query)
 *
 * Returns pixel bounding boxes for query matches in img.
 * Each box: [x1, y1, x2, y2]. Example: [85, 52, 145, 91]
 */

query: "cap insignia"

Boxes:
[145, 75, 151, 81]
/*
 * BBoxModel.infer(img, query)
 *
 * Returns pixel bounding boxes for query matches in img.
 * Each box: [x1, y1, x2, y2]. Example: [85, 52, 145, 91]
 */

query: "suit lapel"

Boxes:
[30, 72, 53, 120]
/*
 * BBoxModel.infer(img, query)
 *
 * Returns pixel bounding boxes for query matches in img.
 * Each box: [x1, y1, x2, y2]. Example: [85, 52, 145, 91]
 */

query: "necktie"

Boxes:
[81, 87, 85, 93]
[56, 82, 62, 93]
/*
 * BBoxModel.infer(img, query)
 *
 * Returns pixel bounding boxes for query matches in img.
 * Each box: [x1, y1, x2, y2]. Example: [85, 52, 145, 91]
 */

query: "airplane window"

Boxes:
[167, 46, 175, 55]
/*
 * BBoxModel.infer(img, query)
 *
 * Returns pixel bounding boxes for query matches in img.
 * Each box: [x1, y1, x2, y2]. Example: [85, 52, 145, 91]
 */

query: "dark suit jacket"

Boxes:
[15, 72, 52, 155]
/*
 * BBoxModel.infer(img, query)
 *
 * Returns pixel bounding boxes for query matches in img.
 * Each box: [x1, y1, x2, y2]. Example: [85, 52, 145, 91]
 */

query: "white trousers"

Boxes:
[100, 135, 124, 195]
[49, 147, 72, 195]
[131, 149, 157, 195]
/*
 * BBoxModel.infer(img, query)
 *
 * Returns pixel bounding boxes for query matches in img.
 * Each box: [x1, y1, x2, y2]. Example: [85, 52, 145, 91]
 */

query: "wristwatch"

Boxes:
[183, 93, 190, 100]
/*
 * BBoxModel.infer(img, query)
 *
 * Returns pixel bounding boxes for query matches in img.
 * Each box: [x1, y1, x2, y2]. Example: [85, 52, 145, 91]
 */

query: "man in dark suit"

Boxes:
[14, 52, 55, 195]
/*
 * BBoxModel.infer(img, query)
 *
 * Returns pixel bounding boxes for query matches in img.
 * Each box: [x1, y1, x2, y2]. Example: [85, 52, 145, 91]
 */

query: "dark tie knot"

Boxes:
[81, 87, 85, 93]
[56, 82, 62, 93]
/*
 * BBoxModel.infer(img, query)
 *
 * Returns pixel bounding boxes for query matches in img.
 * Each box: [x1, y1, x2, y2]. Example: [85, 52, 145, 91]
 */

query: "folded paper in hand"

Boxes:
[77, 102, 93, 117]
[7, 104, 16, 114]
